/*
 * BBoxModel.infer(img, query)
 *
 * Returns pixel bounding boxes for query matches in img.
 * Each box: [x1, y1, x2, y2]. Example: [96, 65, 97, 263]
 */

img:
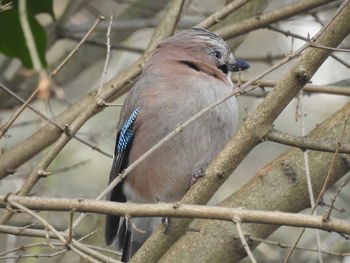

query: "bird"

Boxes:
[105, 27, 250, 262]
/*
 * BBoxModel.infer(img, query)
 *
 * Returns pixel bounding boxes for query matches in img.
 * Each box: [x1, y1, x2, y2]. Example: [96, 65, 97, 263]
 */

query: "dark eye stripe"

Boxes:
[180, 61, 201, 72]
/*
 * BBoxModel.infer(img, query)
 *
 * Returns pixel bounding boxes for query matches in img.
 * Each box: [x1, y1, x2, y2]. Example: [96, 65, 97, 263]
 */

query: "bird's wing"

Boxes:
[105, 107, 141, 246]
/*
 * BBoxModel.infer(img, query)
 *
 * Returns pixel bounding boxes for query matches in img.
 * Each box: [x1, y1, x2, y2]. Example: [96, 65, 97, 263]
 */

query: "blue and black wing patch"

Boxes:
[116, 107, 141, 153]
[105, 107, 141, 246]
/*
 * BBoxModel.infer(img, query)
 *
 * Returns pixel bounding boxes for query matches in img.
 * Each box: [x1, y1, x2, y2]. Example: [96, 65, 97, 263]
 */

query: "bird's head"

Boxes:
[154, 28, 250, 76]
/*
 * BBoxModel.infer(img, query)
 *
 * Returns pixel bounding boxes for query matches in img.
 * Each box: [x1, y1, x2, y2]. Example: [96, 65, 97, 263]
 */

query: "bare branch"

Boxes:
[50, 16, 105, 78]
[1, 195, 350, 236]
[232, 216, 257, 263]
[297, 90, 323, 263]
[97, 15, 113, 95]
[267, 25, 350, 68]
[249, 236, 350, 257]
[265, 129, 350, 153]
[216, 0, 338, 40]
[324, 174, 350, 220]
[196, 0, 249, 29]
[0, 16, 104, 142]
[0, 83, 112, 159]
[6, 200, 101, 263]
[233, 77, 350, 96]
[62, 34, 145, 54]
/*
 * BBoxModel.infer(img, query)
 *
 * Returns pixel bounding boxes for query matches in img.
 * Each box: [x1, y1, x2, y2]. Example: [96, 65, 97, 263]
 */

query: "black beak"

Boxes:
[227, 59, 250, 72]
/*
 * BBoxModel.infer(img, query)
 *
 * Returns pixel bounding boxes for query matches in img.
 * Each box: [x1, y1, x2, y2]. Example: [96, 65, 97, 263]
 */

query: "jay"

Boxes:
[105, 27, 250, 262]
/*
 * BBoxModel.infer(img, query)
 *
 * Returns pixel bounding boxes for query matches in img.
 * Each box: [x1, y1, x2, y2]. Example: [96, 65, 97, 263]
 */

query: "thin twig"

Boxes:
[64, 17, 199, 33]
[0, 1, 12, 11]
[267, 25, 350, 68]
[67, 209, 75, 245]
[232, 77, 350, 96]
[232, 216, 257, 263]
[240, 54, 286, 64]
[0, 250, 67, 260]
[311, 11, 350, 67]
[324, 174, 350, 220]
[299, 90, 323, 263]
[6, 200, 118, 263]
[0, 16, 104, 141]
[265, 129, 350, 153]
[0, 241, 60, 257]
[50, 16, 105, 78]
[0, 240, 121, 259]
[196, 0, 249, 29]
[49, 159, 91, 174]
[0, 229, 104, 260]
[216, 0, 339, 40]
[0, 88, 40, 140]
[98, 15, 113, 95]
[318, 200, 344, 213]
[102, 102, 123, 107]
[249, 236, 350, 257]
[0, 83, 112, 158]
[321, 112, 350, 220]
[63, 34, 145, 53]
[315, 145, 340, 207]
[310, 43, 350, 52]
[6, 200, 99, 263]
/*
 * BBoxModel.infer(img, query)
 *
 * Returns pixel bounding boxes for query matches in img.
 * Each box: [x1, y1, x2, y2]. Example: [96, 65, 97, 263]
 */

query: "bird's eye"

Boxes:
[212, 50, 222, 59]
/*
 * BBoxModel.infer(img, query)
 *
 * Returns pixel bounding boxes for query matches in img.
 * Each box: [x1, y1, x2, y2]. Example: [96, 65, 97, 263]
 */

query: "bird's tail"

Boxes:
[119, 217, 162, 262]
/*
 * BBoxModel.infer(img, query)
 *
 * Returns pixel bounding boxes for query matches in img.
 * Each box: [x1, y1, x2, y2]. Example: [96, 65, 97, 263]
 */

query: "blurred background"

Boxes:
[0, 0, 349, 262]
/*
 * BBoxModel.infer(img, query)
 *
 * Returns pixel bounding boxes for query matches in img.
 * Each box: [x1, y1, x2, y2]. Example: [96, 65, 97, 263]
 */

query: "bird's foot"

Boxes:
[162, 216, 171, 234]
[190, 168, 205, 186]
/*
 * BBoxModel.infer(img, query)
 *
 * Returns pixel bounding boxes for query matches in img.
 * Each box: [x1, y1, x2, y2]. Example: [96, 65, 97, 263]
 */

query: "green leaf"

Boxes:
[0, 0, 54, 69]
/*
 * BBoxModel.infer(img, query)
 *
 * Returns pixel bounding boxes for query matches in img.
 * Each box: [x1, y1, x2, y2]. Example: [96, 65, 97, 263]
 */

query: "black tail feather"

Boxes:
[105, 213, 121, 245]
[105, 151, 127, 245]
[117, 218, 127, 250]
[121, 227, 132, 262]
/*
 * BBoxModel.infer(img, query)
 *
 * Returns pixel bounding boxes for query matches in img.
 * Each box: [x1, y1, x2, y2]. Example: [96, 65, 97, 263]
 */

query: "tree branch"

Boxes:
[265, 129, 350, 153]
[1, 195, 350, 236]
[233, 77, 350, 96]
[196, 0, 249, 29]
[216, 0, 338, 40]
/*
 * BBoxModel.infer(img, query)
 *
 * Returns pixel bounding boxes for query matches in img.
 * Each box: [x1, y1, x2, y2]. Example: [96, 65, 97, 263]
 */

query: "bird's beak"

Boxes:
[227, 59, 250, 72]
